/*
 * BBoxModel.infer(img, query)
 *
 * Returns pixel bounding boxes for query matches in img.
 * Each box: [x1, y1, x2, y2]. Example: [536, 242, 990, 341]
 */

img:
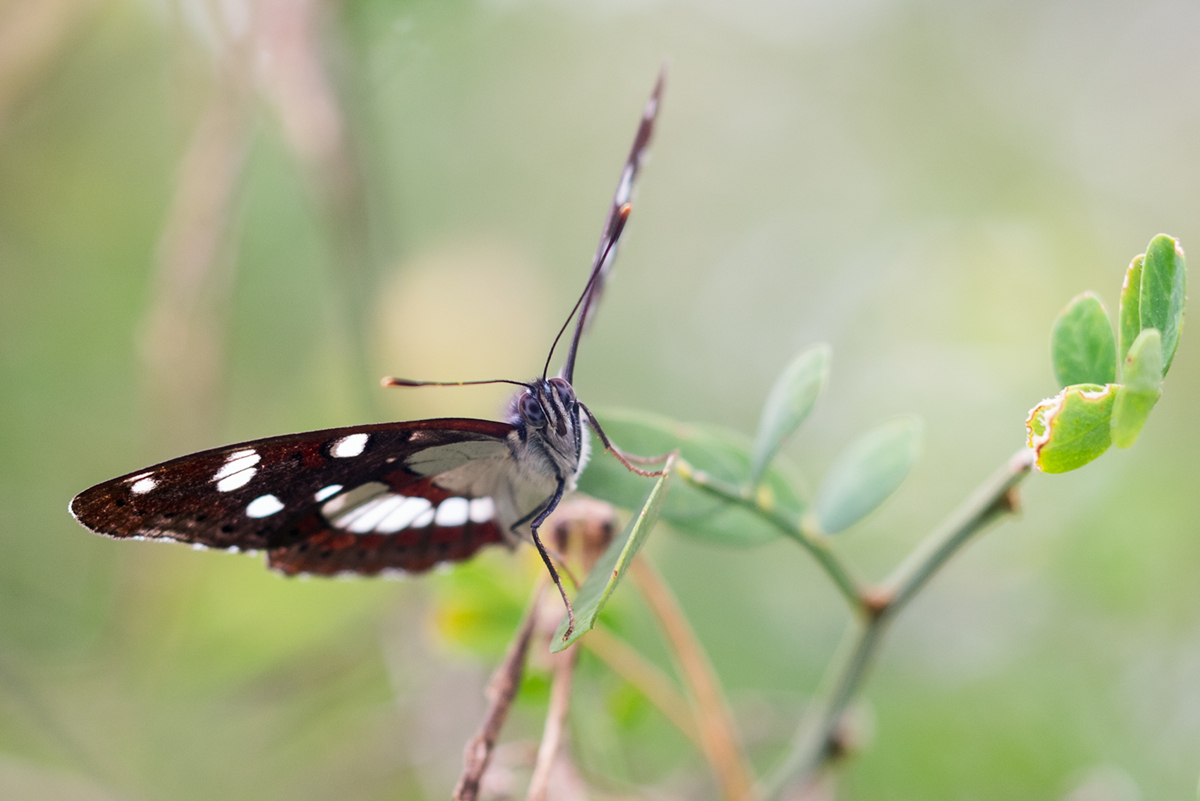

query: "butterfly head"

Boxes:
[509, 376, 589, 484]
[513, 377, 575, 436]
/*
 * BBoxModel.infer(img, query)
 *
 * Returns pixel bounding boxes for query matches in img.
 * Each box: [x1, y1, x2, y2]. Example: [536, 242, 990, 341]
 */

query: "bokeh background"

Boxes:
[3, 0, 1200, 799]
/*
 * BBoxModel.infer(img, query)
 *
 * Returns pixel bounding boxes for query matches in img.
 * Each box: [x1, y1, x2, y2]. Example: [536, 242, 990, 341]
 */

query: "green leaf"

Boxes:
[1139, 234, 1186, 375]
[1111, 328, 1163, 449]
[1050, 292, 1116, 388]
[551, 462, 672, 652]
[1026, 384, 1116, 473]
[749, 344, 831, 485]
[1118, 254, 1144, 366]
[578, 408, 805, 547]
[814, 416, 923, 534]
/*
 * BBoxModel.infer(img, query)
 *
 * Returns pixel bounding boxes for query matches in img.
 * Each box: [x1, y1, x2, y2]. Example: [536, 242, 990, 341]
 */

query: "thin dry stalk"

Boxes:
[142, 8, 258, 448]
[582, 625, 701, 748]
[454, 582, 545, 801]
[631, 556, 755, 801]
[526, 646, 579, 801]
[256, 0, 376, 411]
[0, 0, 101, 129]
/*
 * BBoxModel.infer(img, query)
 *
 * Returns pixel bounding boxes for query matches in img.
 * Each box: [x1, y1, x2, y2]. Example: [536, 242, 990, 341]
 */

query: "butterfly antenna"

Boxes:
[541, 204, 631, 382]
[382, 377, 534, 390]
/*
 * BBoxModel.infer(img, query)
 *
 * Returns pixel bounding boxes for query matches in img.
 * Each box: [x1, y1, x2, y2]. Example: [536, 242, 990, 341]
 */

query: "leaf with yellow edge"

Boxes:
[1026, 384, 1117, 473]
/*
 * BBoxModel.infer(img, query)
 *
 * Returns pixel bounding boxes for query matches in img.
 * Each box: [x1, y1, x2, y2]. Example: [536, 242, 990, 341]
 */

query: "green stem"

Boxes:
[675, 459, 865, 612]
[757, 447, 1036, 799]
[756, 620, 884, 800]
[881, 448, 1036, 613]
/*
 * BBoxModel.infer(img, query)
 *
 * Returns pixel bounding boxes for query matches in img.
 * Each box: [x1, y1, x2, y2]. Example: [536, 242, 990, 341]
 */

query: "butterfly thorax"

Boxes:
[506, 376, 591, 493]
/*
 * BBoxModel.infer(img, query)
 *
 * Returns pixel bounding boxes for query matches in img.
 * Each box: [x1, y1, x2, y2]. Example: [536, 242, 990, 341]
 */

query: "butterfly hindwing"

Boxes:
[70, 419, 516, 574]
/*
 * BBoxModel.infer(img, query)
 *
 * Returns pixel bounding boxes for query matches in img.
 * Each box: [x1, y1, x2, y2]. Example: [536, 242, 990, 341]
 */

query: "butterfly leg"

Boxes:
[579, 401, 672, 477]
[519, 477, 576, 641]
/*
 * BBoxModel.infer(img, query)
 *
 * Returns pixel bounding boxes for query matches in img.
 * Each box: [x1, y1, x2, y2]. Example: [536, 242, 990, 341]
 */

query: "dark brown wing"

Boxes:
[70, 419, 515, 575]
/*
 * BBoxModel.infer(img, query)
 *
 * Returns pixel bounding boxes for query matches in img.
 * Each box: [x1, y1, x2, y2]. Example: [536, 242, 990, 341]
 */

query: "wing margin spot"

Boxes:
[331, 433, 370, 458]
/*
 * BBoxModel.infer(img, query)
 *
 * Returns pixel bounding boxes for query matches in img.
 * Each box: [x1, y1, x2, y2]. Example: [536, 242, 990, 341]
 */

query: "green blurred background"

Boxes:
[3, 0, 1200, 798]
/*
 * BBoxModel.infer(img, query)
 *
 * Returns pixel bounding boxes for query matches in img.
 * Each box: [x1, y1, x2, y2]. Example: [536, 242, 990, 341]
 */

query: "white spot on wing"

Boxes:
[435, 497, 469, 527]
[315, 484, 342, 502]
[333, 496, 387, 531]
[376, 496, 434, 533]
[411, 506, 436, 529]
[469, 497, 495, 523]
[217, 468, 256, 492]
[246, 494, 284, 518]
[332, 433, 369, 458]
[214, 450, 260, 481]
[343, 495, 406, 533]
[213, 450, 260, 492]
[321, 482, 387, 517]
[130, 477, 157, 494]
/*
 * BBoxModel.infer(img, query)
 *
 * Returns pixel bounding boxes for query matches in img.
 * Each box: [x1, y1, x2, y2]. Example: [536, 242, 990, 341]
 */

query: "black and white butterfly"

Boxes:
[70, 71, 667, 638]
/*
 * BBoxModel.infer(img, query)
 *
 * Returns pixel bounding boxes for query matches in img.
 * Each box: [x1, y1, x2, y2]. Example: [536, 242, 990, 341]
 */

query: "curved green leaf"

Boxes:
[814, 416, 923, 534]
[552, 462, 672, 652]
[1051, 292, 1116, 388]
[1111, 328, 1163, 449]
[1140, 234, 1186, 375]
[749, 344, 831, 484]
[1026, 384, 1116, 473]
[578, 408, 805, 547]
[1118, 254, 1144, 366]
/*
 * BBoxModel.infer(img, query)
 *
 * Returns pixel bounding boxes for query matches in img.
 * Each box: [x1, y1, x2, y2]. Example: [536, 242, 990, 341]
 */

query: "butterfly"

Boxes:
[70, 71, 668, 639]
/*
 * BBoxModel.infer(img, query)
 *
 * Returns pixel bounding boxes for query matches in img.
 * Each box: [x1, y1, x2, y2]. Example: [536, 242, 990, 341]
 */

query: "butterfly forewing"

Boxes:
[70, 419, 515, 575]
[580, 69, 664, 332]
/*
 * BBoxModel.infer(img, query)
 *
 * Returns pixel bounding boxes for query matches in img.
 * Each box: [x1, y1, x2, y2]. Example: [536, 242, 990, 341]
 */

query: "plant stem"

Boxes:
[758, 447, 1036, 799]
[582, 625, 703, 748]
[527, 645, 579, 801]
[674, 459, 865, 612]
[454, 581, 545, 801]
[631, 556, 756, 801]
[880, 448, 1036, 613]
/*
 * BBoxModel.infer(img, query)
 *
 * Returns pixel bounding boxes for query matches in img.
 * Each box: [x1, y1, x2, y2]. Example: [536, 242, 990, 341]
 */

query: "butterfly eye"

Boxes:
[548, 377, 575, 406]
[519, 394, 547, 428]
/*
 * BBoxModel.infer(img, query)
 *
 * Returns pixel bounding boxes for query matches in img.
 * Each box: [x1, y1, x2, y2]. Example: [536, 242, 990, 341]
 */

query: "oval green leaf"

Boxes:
[814, 416, 923, 535]
[1026, 384, 1116, 473]
[1051, 292, 1116, 388]
[1118, 254, 1144, 366]
[1139, 234, 1186, 375]
[749, 344, 831, 485]
[552, 460, 673, 652]
[578, 408, 805, 548]
[1111, 328, 1163, 449]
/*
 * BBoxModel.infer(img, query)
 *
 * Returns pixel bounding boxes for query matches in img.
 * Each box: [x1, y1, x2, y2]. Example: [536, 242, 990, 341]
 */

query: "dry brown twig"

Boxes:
[631, 556, 755, 801]
[581, 625, 701, 749]
[454, 580, 546, 801]
[0, 0, 103, 131]
[526, 609, 579, 801]
[141, 3, 259, 448]
[455, 495, 755, 800]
